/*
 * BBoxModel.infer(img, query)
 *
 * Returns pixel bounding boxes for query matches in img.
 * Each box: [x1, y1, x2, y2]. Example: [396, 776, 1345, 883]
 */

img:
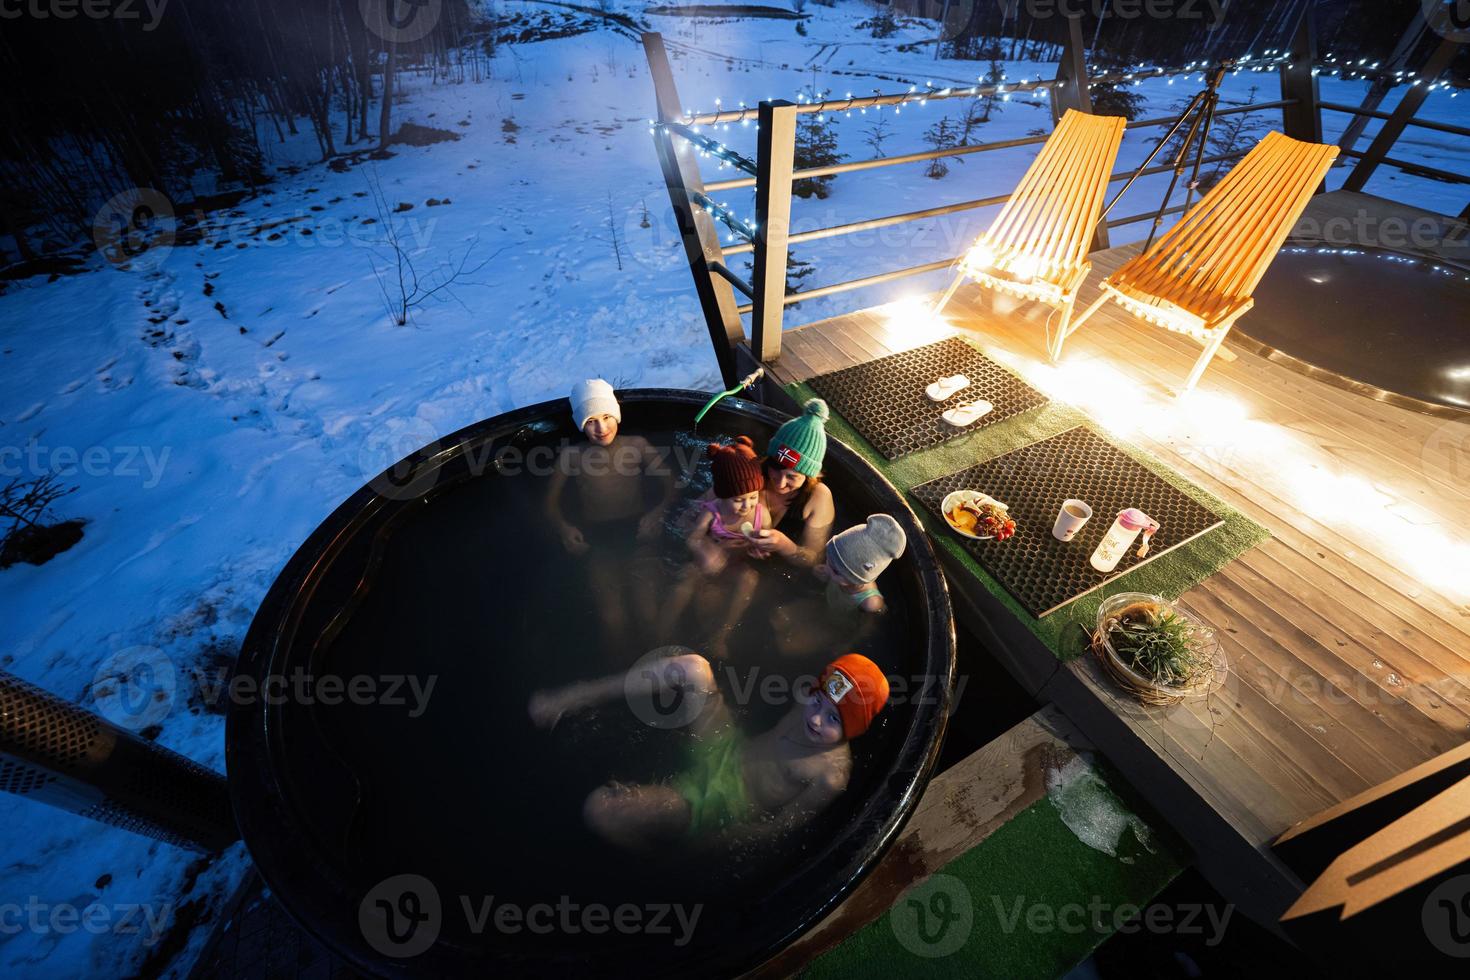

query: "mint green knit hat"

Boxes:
[767, 398, 829, 477]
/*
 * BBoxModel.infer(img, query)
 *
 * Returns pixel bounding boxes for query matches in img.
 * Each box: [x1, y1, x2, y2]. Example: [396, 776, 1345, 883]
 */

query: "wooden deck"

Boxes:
[745, 189, 1470, 927]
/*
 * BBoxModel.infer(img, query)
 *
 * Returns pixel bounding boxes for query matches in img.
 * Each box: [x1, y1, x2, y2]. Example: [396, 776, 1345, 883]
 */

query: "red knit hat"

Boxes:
[818, 654, 890, 739]
[708, 436, 765, 498]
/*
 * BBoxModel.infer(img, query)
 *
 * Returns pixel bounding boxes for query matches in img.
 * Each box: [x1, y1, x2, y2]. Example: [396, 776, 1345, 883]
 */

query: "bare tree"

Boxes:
[0, 473, 79, 566]
[594, 192, 625, 272]
[362, 171, 501, 326]
[0, 474, 75, 536]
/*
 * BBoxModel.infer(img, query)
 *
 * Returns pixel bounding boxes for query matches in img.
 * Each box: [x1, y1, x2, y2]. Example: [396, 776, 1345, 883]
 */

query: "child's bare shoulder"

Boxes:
[811, 744, 853, 792]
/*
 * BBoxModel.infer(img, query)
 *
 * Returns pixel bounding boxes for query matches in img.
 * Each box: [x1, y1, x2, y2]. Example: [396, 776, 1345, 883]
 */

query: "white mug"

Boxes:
[1052, 499, 1092, 542]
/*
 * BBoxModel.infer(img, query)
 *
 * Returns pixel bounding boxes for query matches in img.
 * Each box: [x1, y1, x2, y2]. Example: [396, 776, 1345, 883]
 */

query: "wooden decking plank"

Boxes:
[1235, 542, 1470, 714]
[784, 325, 841, 377]
[1224, 549, 1470, 727]
[1074, 659, 1328, 840]
[767, 343, 815, 386]
[1179, 579, 1429, 784]
[1090, 308, 1470, 510]
[822, 316, 889, 364]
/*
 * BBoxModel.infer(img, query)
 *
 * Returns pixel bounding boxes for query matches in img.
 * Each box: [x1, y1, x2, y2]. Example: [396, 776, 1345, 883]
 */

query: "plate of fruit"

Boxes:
[941, 490, 1017, 541]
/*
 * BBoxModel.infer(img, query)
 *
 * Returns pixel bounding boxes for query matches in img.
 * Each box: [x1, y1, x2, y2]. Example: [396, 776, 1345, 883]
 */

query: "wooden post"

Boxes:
[1342, 34, 1463, 193]
[1278, 3, 1323, 146]
[751, 100, 797, 364]
[642, 32, 746, 387]
[1050, 15, 1109, 251]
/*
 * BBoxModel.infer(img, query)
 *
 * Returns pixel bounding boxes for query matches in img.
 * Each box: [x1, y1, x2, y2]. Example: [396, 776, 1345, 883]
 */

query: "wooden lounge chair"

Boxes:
[931, 108, 1127, 360]
[1061, 130, 1340, 392]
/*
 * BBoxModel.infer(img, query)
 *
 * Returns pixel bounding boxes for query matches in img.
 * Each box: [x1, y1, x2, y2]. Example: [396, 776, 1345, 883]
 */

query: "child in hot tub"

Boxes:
[527, 649, 890, 848]
[658, 437, 767, 656]
[771, 514, 907, 657]
[547, 379, 677, 651]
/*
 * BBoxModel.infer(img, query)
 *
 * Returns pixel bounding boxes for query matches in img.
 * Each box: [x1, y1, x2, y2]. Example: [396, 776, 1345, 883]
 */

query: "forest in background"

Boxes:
[0, 0, 481, 263]
[0, 0, 1463, 267]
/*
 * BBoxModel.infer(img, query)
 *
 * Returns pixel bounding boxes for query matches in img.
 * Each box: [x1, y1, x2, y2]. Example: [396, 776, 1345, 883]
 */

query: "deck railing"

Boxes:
[645, 6, 1463, 384]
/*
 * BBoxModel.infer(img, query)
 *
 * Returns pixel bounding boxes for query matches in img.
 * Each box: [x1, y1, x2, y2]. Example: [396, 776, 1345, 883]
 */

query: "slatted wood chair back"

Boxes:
[1111, 131, 1340, 324]
[984, 108, 1128, 275]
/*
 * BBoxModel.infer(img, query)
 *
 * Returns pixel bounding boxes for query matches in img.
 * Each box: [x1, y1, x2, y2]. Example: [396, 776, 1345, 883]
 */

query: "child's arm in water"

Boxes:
[636, 436, 679, 540]
[545, 450, 586, 554]
[685, 507, 724, 574]
[528, 652, 718, 729]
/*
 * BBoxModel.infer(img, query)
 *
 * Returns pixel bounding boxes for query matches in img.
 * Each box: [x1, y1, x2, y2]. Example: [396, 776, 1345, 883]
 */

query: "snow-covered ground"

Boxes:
[0, 2, 1465, 974]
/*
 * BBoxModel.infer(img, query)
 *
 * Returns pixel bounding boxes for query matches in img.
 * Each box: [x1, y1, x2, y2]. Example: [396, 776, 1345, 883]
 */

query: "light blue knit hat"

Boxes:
[767, 398, 829, 478]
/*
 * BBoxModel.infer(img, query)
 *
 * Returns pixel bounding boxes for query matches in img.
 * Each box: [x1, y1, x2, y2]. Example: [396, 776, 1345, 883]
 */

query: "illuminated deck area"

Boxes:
[747, 188, 1470, 925]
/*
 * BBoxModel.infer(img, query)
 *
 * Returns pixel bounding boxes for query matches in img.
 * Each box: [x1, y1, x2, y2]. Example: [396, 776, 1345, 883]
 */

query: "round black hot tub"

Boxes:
[1241, 242, 1470, 415]
[227, 389, 956, 978]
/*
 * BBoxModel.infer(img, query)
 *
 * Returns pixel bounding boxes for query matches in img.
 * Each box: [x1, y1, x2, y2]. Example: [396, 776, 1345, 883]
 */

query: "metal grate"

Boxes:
[911, 427, 1224, 617]
[0, 674, 103, 768]
[189, 871, 355, 980]
[0, 758, 53, 796]
[807, 336, 1049, 460]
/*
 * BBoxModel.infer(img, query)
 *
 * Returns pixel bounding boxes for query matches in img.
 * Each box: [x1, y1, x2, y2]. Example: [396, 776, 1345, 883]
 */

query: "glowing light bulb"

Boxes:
[966, 244, 996, 270]
[1009, 255, 1041, 282]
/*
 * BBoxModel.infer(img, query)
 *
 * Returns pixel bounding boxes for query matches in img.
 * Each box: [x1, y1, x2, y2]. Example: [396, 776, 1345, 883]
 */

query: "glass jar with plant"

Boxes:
[1092, 593, 1222, 705]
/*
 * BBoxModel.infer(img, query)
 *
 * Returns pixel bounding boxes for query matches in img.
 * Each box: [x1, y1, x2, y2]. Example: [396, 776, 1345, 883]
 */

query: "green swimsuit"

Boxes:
[672, 727, 752, 837]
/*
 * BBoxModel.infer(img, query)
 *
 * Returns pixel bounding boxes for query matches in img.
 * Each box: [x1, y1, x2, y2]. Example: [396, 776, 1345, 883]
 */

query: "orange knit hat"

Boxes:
[818, 654, 890, 739]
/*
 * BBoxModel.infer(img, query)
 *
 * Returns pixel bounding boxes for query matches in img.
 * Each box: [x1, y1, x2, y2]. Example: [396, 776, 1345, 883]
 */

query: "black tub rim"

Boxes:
[1229, 238, 1470, 421]
[226, 387, 957, 978]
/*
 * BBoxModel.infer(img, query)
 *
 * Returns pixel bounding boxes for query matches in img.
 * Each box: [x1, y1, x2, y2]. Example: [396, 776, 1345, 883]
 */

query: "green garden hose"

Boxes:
[694, 367, 765, 428]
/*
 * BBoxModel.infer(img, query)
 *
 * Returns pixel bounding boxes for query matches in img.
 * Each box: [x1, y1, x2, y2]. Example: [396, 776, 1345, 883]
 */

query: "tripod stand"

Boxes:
[1099, 61, 1234, 251]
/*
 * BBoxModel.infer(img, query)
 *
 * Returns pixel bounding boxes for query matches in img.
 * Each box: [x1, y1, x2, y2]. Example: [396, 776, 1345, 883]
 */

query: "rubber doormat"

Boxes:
[910, 426, 1224, 617]
[807, 336, 1048, 460]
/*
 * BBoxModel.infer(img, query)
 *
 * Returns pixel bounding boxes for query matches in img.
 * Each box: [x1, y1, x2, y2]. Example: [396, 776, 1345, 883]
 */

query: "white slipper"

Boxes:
[941, 399, 994, 428]
[925, 374, 971, 402]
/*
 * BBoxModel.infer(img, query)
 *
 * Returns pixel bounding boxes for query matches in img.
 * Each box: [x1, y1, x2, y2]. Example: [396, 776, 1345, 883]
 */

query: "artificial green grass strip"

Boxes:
[790, 353, 1271, 660]
[801, 770, 1185, 980]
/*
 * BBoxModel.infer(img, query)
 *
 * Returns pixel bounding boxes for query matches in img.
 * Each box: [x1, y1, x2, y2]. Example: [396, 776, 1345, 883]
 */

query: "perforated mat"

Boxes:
[910, 427, 1224, 617]
[807, 337, 1048, 460]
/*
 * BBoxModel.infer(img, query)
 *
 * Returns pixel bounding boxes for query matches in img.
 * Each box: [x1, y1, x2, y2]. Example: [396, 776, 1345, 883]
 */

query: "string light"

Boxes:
[668, 49, 1452, 129]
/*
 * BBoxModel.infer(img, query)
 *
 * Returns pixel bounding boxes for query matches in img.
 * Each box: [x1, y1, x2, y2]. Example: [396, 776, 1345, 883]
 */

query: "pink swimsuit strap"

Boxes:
[704, 499, 763, 541]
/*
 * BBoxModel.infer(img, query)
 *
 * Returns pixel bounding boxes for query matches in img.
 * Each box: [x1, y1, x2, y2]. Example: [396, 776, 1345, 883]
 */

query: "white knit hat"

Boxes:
[570, 379, 621, 430]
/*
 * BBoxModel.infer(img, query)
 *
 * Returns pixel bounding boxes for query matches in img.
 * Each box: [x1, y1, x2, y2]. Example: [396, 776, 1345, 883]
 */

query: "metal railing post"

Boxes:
[751, 100, 797, 364]
[1343, 33, 1464, 193]
[1279, 4, 1323, 146]
[1334, 5, 1431, 160]
[642, 32, 746, 387]
[1050, 14, 1109, 250]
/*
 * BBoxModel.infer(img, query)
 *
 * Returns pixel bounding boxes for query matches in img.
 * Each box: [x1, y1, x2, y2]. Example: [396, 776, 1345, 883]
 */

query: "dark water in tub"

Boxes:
[290, 426, 913, 957]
